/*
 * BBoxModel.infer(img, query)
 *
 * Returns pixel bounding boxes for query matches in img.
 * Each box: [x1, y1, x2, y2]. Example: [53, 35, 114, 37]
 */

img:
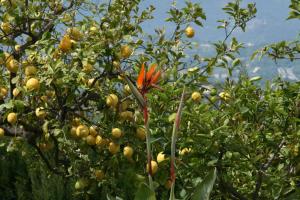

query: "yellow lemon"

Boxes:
[74, 179, 87, 190]
[6, 59, 19, 73]
[124, 84, 131, 95]
[95, 135, 105, 146]
[191, 91, 201, 102]
[72, 117, 81, 126]
[123, 146, 134, 159]
[146, 160, 158, 175]
[136, 127, 146, 141]
[94, 169, 105, 181]
[120, 100, 130, 111]
[0, 87, 8, 99]
[59, 35, 72, 52]
[35, 107, 47, 119]
[185, 26, 195, 38]
[7, 112, 17, 124]
[179, 147, 192, 156]
[86, 135, 96, 145]
[87, 78, 94, 87]
[1, 22, 11, 34]
[106, 94, 118, 107]
[120, 45, 133, 59]
[0, 128, 4, 137]
[14, 44, 21, 52]
[76, 125, 89, 137]
[119, 111, 133, 121]
[89, 126, 98, 136]
[83, 63, 93, 73]
[108, 142, 120, 154]
[70, 126, 77, 138]
[89, 26, 98, 33]
[157, 152, 166, 163]
[112, 60, 120, 69]
[26, 78, 40, 91]
[219, 92, 231, 101]
[111, 128, 122, 138]
[12, 88, 20, 97]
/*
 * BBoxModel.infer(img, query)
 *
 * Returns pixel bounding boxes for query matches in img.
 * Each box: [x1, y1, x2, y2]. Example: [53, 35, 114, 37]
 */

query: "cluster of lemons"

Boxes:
[58, 27, 82, 53]
[0, 52, 40, 94]
[105, 91, 146, 157]
[58, 26, 133, 57]
[191, 89, 231, 103]
[70, 120, 108, 147]
[69, 114, 146, 160]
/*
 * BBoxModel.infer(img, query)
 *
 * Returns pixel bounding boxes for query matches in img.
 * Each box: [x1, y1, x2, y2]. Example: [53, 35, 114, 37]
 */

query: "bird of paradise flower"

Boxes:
[122, 62, 161, 190]
[123, 62, 185, 199]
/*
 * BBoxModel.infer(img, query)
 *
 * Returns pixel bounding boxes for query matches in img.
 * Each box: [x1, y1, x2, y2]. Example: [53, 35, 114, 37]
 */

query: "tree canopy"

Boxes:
[0, 0, 300, 199]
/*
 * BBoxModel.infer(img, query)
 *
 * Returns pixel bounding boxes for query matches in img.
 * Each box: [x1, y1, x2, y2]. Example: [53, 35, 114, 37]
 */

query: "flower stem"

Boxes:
[144, 106, 154, 190]
[169, 87, 185, 200]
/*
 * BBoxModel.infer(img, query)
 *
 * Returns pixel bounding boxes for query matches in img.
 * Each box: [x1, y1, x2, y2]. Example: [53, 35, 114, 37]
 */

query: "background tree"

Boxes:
[0, 0, 299, 199]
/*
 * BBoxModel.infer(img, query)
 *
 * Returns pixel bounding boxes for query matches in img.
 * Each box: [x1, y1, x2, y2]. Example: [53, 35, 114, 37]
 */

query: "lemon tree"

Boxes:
[0, 0, 299, 200]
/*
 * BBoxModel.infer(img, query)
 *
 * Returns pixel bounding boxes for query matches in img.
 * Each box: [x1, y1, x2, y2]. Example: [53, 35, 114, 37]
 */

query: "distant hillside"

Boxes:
[196, 42, 300, 82]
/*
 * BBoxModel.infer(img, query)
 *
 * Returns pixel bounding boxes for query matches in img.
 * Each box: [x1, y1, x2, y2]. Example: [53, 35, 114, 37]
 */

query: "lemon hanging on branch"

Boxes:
[120, 45, 133, 59]
[7, 113, 17, 125]
[146, 160, 158, 175]
[0, 128, 5, 137]
[111, 128, 122, 138]
[106, 94, 118, 107]
[59, 35, 72, 52]
[185, 26, 195, 38]
[191, 91, 201, 102]
[26, 78, 40, 91]
[123, 146, 134, 159]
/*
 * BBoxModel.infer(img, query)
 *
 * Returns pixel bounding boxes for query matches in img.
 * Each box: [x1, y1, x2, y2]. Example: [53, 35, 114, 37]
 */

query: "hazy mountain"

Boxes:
[196, 43, 300, 82]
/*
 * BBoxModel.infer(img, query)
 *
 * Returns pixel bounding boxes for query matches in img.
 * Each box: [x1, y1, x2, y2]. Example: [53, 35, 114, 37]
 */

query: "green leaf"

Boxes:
[11, 76, 19, 84]
[13, 100, 25, 112]
[207, 159, 218, 167]
[41, 31, 51, 40]
[106, 194, 116, 200]
[250, 50, 259, 60]
[191, 168, 217, 200]
[232, 58, 240, 68]
[53, 128, 62, 136]
[134, 183, 156, 200]
[42, 121, 49, 134]
[285, 189, 300, 200]
[106, 195, 123, 200]
[168, 113, 177, 123]
[0, 101, 14, 112]
[240, 106, 249, 114]
[249, 76, 262, 82]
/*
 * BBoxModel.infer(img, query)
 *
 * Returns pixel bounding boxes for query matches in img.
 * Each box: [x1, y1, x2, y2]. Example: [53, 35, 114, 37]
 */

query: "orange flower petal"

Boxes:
[137, 63, 146, 89]
[146, 63, 158, 81]
[150, 70, 161, 85]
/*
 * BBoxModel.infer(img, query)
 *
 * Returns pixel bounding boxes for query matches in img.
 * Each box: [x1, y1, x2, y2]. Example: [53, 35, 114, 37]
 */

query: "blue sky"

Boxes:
[140, 0, 300, 45]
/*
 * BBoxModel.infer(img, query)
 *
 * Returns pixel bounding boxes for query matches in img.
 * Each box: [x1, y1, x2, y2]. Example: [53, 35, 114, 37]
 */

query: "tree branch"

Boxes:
[252, 139, 286, 199]
[31, 143, 64, 175]
[217, 146, 248, 200]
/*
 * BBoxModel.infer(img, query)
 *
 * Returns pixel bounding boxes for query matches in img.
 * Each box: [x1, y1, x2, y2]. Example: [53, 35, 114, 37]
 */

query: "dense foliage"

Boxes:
[0, 0, 299, 199]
